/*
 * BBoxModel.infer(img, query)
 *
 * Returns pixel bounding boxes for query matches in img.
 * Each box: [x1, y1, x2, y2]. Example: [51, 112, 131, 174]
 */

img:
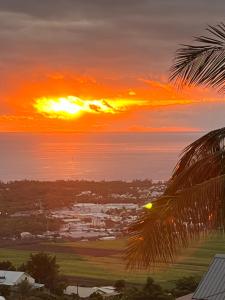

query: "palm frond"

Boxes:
[126, 129, 225, 269]
[170, 23, 225, 91]
[167, 127, 225, 193]
[126, 175, 225, 269]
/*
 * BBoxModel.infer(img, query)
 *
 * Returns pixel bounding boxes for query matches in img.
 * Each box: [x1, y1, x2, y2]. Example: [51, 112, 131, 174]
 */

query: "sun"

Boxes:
[33, 95, 142, 120]
[34, 96, 86, 119]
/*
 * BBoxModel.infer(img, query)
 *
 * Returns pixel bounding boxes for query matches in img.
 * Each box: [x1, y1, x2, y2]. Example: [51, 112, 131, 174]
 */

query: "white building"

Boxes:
[0, 271, 44, 288]
[64, 285, 119, 298]
[20, 232, 33, 239]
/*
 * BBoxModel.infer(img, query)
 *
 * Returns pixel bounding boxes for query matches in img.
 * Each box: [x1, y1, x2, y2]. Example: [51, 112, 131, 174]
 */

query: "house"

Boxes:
[64, 286, 94, 298]
[20, 232, 33, 239]
[191, 254, 225, 299]
[64, 285, 120, 298]
[0, 271, 44, 288]
[176, 294, 193, 300]
[96, 286, 120, 298]
[179, 254, 225, 300]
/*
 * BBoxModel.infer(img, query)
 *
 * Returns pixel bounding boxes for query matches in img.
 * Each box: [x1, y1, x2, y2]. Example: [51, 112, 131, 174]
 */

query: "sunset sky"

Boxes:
[1, 0, 225, 132]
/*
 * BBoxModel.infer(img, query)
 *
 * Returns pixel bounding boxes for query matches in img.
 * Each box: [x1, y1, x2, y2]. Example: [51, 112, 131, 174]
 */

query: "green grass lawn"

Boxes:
[45, 238, 126, 250]
[1, 234, 225, 288]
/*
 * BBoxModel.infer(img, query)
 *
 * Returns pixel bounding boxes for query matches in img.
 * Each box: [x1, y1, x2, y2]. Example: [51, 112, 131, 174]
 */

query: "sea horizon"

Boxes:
[0, 131, 202, 182]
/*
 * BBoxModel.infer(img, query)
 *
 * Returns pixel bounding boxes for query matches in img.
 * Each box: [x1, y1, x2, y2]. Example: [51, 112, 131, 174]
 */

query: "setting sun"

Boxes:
[34, 96, 86, 119]
[33, 96, 145, 119]
[34, 96, 118, 119]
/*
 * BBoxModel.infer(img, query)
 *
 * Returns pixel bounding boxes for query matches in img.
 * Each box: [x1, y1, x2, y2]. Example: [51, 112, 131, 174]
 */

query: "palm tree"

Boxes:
[126, 23, 225, 269]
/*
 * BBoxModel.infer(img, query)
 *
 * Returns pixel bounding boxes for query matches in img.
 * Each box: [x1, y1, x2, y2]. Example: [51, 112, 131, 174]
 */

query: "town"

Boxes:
[0, 180, 166, 241]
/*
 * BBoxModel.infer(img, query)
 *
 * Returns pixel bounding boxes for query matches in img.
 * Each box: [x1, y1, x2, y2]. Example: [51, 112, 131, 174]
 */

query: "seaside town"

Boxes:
[2, 0, 225, 299]
[3, 181, 166, 241]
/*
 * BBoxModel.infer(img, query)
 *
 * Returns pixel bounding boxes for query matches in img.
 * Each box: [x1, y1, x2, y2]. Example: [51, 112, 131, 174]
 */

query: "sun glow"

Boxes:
[144, 202, 153, 209]
[34, 96, 143, 119]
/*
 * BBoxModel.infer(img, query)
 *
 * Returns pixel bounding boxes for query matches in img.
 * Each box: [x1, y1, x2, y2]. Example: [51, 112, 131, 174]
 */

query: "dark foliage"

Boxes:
[122, 277, 174, 300]
[0, 180, 152, 214]
[23, 253, 59, 291]
[89, 292, 103, 300]
[170, 23, 225, 91]
[127, 127, 225, 268]
[171, 276, 200, 297]
[0, 216, 62, 238]
[0, 260, 16, 271]
[114, 279, 126, 291]
[0, 285, 11, 297]
[127, 24, 225, 268]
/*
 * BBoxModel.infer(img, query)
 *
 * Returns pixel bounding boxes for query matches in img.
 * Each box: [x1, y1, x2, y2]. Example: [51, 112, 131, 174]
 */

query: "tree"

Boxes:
[170, 23, 225, 92]
[121, 278, 173, 300]
[114, 279, 126, 292]
[23, 252, 59, 291]
[0, 260, 16, 270]
[126, 23, 225, 269]
[89, 292, 103, 300]
[142, 277, 173, 300]
[14, 280, 33, 300]
[0, 285, 11, 298]
[52, 276, 68, 296]
[171, 276, 200, 298]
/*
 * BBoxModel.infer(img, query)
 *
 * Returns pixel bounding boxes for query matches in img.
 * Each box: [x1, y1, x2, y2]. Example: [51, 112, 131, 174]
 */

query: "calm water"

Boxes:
[0, 132, 202, 182]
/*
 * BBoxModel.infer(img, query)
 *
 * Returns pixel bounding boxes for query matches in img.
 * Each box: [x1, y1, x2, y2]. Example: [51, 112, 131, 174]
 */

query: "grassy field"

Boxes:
[1, 235, 225, 288]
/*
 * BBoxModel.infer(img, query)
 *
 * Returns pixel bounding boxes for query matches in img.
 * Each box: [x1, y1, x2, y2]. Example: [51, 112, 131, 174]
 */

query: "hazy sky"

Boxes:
[1, 0, 225, 132]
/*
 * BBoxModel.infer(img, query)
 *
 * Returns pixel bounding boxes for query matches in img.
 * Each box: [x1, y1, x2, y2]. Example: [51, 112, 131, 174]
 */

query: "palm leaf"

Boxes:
[126, 175, 225, 269]
[170, 23, 225, 91]
[126, 128, 225, 269]
[126, 24, 225, 270]
[167, 127, 225, 194]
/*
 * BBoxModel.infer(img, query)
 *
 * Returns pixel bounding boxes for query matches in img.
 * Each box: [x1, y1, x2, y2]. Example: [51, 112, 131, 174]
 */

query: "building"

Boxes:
[20, 232, 33, 239]
[64, 286, 94, 298]
[179, 254, 225, 300]
[64, 285, 120, 298]
[176, 294, 193, 300]
[0, 271, 44, 288]
[191, 254, 225, 299]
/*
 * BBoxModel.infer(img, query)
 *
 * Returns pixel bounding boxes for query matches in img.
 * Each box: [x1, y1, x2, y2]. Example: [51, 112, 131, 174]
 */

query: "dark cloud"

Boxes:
[0, 0, 225, 77]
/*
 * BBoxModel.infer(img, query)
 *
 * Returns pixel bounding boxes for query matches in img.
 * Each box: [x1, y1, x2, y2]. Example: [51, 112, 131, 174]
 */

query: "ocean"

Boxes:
[0, 132, 202, 182]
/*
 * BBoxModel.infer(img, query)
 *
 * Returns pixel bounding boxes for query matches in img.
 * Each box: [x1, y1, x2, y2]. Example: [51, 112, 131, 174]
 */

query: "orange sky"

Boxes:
[0, 68, 223, 133]
[1, 0, 225, 133]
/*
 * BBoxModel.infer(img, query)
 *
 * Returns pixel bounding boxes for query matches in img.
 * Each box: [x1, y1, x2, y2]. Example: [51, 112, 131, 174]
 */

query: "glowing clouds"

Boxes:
[34, 96, 123, 119]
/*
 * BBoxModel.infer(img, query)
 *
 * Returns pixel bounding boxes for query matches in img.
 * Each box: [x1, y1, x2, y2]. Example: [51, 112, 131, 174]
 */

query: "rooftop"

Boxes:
[193, 254, 225, 300]
[0, 271, 25, 285]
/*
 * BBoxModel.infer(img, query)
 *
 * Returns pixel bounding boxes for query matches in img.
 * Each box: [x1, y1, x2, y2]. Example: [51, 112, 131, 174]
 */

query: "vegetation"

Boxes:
[121, 277, 173, 300]
[0, 285, 11, 298]
[171, 276, 200, 298]
[0, 260, 16, 270]
[14, 280, 33, 300]
[0, 248, 201, 299]
[127, 23, 225, 269]
[0, 253, 69, 299]
[0, 215, 61, 238]
[0, 235, 223, 287]
[170, 23, 225, 91]
[114, 279, 126, 292]
[0, 179, 153, 213]
[21, 253, 60, 291]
